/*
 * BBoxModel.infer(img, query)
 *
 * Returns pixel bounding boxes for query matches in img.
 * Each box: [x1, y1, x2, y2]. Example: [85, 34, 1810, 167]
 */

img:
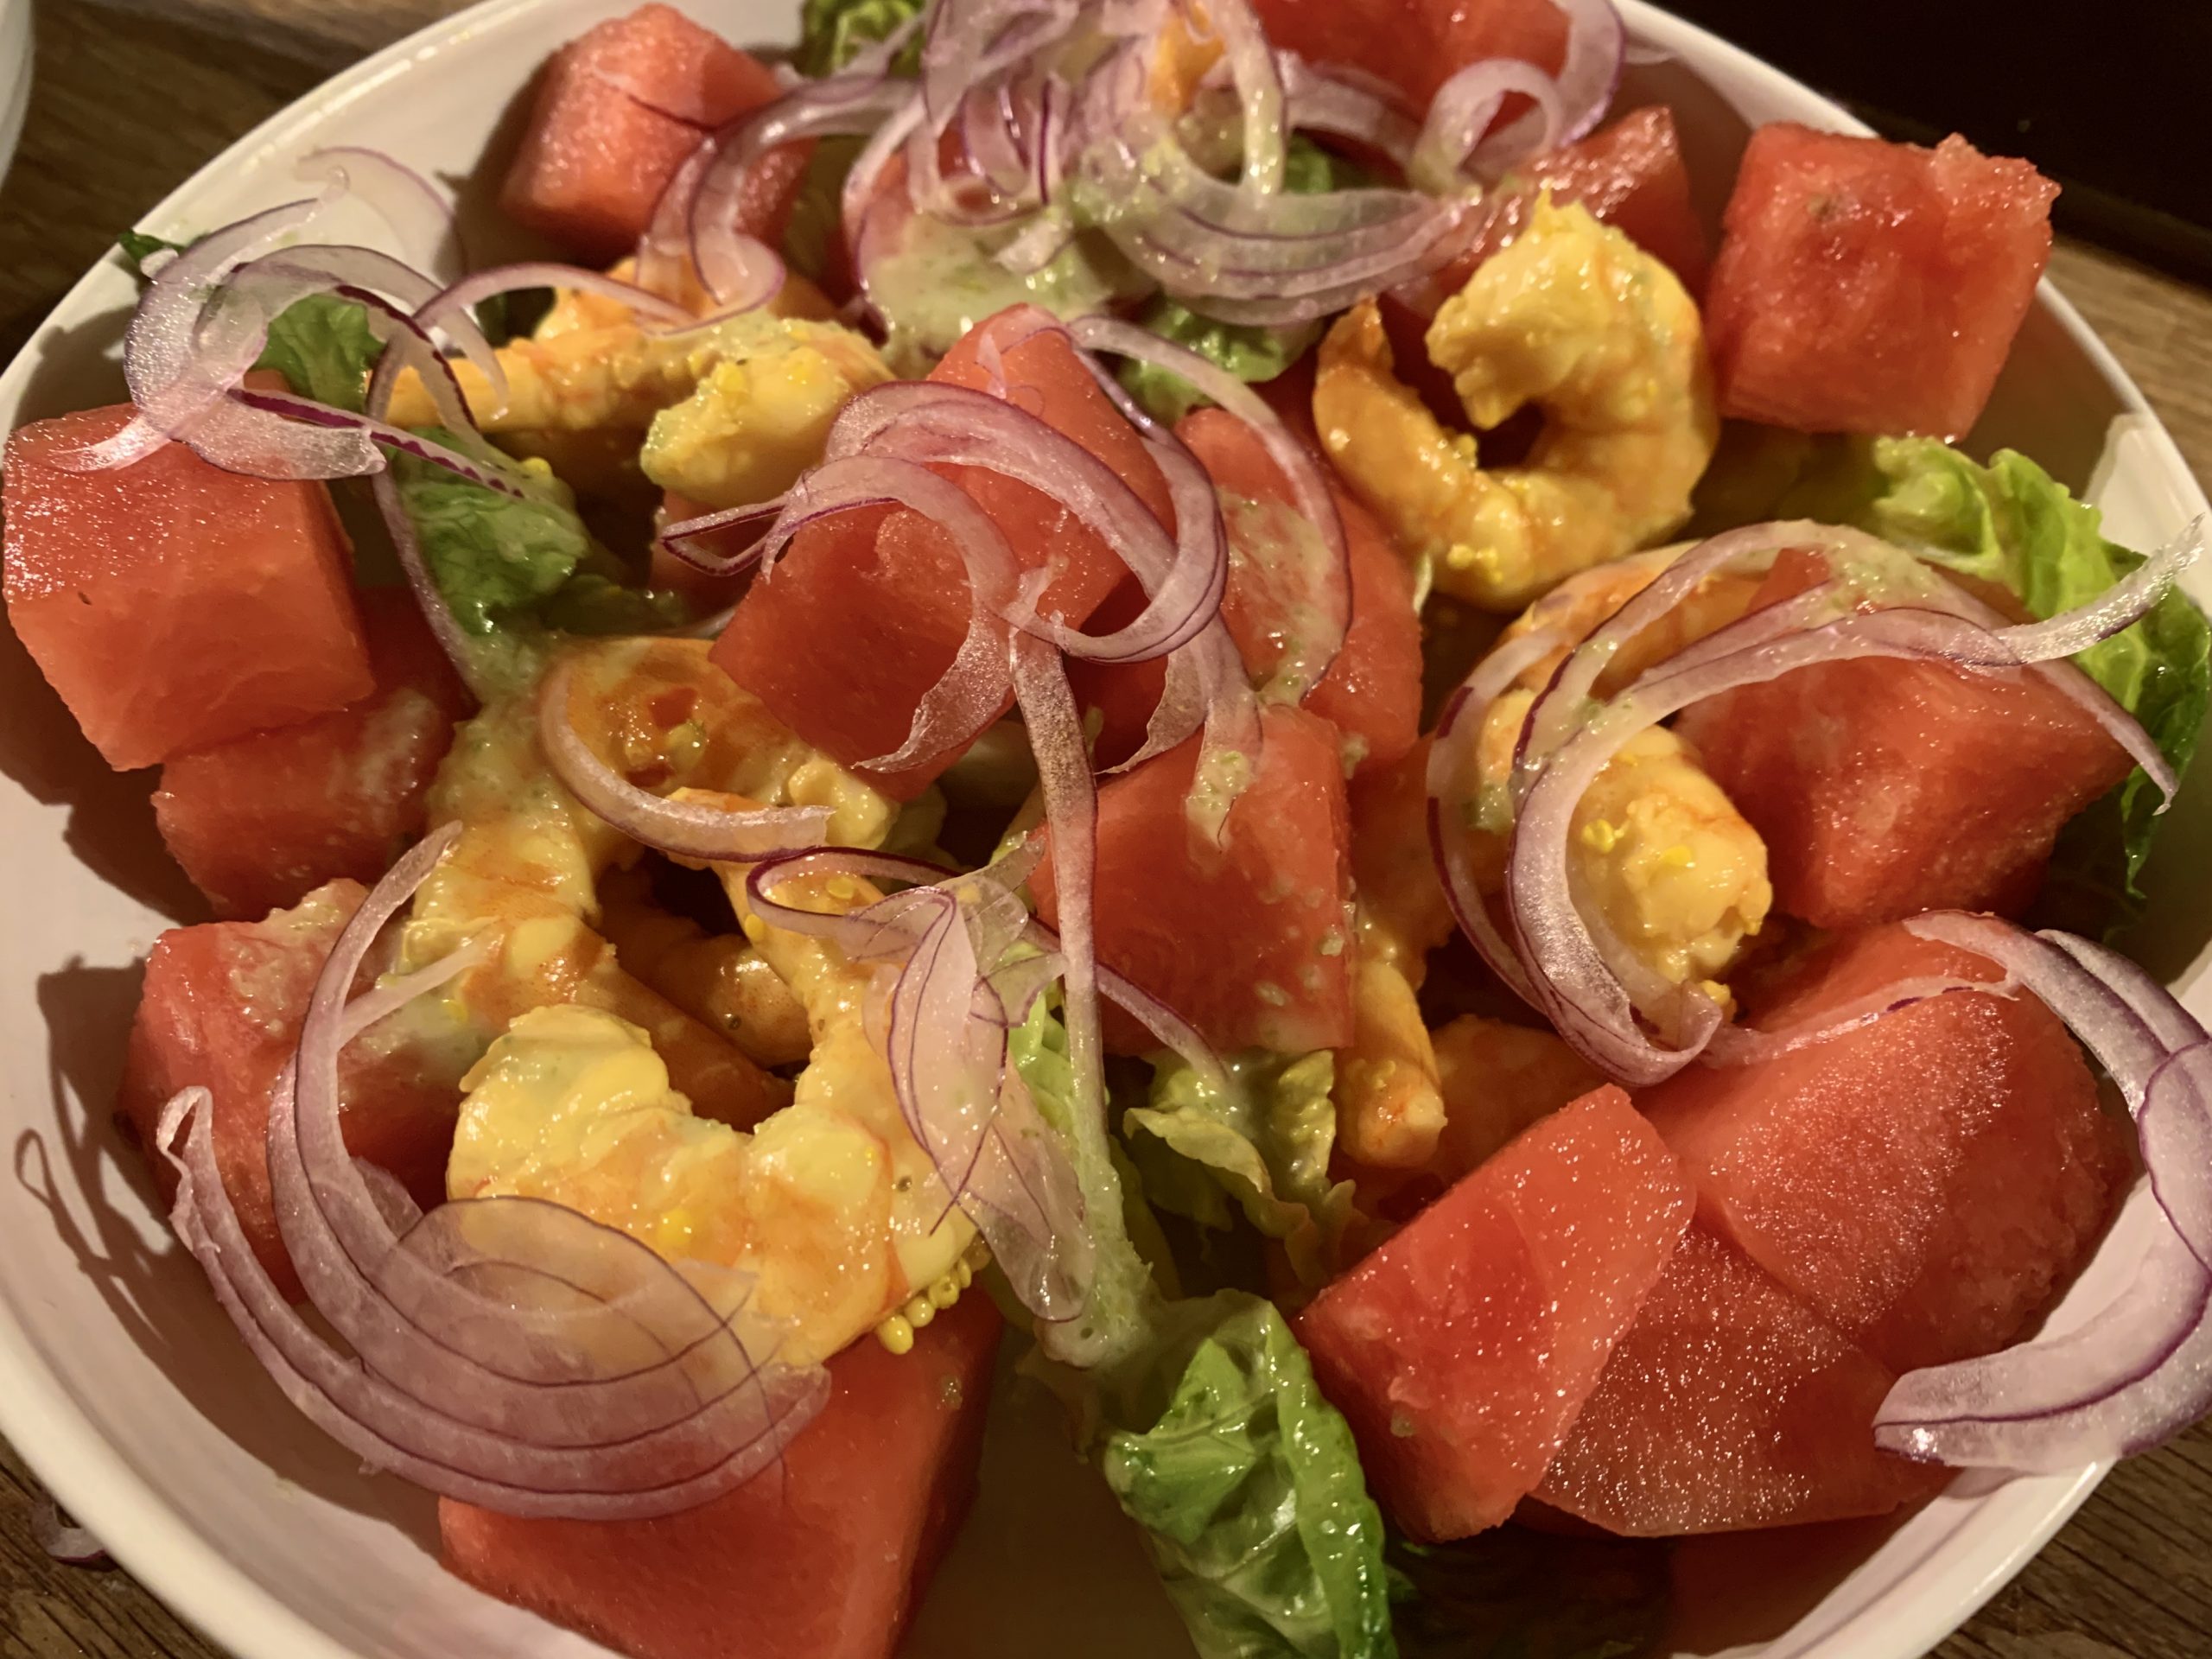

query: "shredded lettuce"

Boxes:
[1127, 1051, 1356, 1287]
[257, 294, 386, 413]
[1011, 1001, 1392, 1657]
[1103, 1294, 1398, 1659]
[1846, 439, 2209, 906]
[393, 431, 592, 634]
[1118, 300, 1319, 426]
[797, 0, 925, 75]
[1387, 1528, 1670, 1659]
[1007, 995, 1164, 1368]
[1115, 137, 1353, 424]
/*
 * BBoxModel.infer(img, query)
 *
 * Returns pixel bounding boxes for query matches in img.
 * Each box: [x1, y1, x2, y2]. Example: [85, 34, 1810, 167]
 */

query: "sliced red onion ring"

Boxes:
[1201, 0, 1290, 195]
[535, 660, 831, 860]
[32, 1495, 106, 1566]
[1408, 57, 1568, 194]
[1280, 53, 1419, 168]
[1069, 314, 1348, 693]
[64, 196, 328, 474]
[1425, 626, 1572, 1010]
[1505, 585, 2176, 1084]
[296, 147, 463, 271]
[160, 829, 826, 1518]
[1700, 971, 2023, 1069]
[1548, 0, 1629, 146]
[739, 847, 1091, 1319]
[1862, 912, 2212, 1471]
[753, 452, 1022, 772]
[649, 77, 912, 315]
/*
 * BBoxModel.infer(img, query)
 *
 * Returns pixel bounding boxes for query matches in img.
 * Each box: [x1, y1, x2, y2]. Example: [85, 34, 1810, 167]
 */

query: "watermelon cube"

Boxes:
[1534, 1228, 1948, 1535]
[1249, 0, 1566, 112]
[440, 1291, 1002, 1659]
[1642, 923, 2128, 1374]
[116, 880, 465, 1301]
[1678, 557, 2133, 927]
[1295, 1086, 1694, 1540]
[715, 306, 1165, 798]
[3, 404, 372, 771]
[501, 3, 804, 264]
[1068, 407, 1423, 776]
[1033, 703, 1355, 1055]
[1704, 126, 2057, 439]
[153, 590, 474, 919]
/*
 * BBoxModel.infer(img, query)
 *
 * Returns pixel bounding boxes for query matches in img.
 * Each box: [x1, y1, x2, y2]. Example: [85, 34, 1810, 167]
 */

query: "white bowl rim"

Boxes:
[0, 3, 2191, 1657]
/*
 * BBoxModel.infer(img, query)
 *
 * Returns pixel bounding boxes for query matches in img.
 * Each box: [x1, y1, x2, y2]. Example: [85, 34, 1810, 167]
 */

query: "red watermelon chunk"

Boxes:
[1249, 0, 1567, 113]
[153, 590, 474, 919]
[1534, 1228, 1948, 1535]
[501, 3, 804, 264]
[3, 404, 372, 771]
[1428, 107, 1710, 301]
[1704, 125, 2056, 438]
[1642, 924, 2128, 1375]
[1070, 408, 1422, 775]
[1677, 558, 2133, 927]
[116, 880, 465, 1302]
[441, 1291, 1001, 1659]
[715, 306, 1166, 798]
[1295, 1086, 1694, 1540]
[1033, 703, 1353, 1055]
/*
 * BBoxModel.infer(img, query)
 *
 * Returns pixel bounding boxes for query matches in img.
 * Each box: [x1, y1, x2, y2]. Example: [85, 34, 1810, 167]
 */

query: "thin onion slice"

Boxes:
[296, 147, 463, 272]
[536, 659, 830, 861]
[1069, 314, 1349, 693]
[31, 1495, 106, 1567]
[161, 829, 826, 1518]
[1864, 913, 2212, 1471]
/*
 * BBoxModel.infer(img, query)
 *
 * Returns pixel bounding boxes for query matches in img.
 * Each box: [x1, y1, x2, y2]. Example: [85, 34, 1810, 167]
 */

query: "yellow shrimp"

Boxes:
[448, 817, 983, 1368]
[598, 865, 813, 1069]
[1334, 741, 1456, 1172]
[1314, 197, 1719, 611]
[388, 298, 892, 510]
[394, 638, 896, 1126]
[1427, 1014, 1602, 1183]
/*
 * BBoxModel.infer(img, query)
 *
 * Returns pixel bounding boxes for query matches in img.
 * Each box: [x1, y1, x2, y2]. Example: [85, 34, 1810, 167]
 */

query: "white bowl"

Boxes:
[0, 3, 2206, 1656]
[0, 0, 30, 187]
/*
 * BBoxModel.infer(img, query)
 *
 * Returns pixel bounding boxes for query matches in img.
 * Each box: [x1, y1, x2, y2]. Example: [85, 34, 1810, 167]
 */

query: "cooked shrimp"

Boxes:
[598, 865, 814, 1069]
[1334, 915, 1446, 1171]
[1427, 1014, 1602, 1182]
[1314, 198, 1719, 611]
[394, 638, 896, 1125]
[1497, 542, 1763, 697]
[1450, 683, 1771, 1005]
[448, 1001, 984, 1369]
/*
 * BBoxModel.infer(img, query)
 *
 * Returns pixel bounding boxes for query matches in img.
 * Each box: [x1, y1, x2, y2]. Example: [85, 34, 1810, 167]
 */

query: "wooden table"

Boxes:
[5, 2, 2212, 1656]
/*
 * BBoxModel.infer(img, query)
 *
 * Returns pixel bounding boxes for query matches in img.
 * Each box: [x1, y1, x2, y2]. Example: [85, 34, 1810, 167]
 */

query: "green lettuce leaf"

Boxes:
[116, 229, 187, 278]
[1127, 1050, 1356, 1287]
[1102, 1294, 1398, 1659]
[1007, 995, 1165, 1367]
[115, 241, 388, 414]
[394, 430, 592, 634]
[1850, 438, 2210, 904]
[1010, 1003, 1391, 1657]
[1115, 138, 1353, 424]
[1387, 1528, 1670, 1659]
[797, 0, 925, 75]
[1118, 299, 1320, 426]
[257, 293, 385, 413]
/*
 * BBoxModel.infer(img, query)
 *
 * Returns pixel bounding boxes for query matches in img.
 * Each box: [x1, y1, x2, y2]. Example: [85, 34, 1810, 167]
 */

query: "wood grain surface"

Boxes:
[4, 3, 2212, 1657]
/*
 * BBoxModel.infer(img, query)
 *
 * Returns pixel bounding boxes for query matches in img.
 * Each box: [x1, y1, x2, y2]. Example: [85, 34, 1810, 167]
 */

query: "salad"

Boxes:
[3, 0, 2210, 1656]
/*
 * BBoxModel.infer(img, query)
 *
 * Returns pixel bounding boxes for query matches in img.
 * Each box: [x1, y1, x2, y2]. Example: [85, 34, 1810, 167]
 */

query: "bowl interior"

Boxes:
[0, 4, 2205, 1658]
